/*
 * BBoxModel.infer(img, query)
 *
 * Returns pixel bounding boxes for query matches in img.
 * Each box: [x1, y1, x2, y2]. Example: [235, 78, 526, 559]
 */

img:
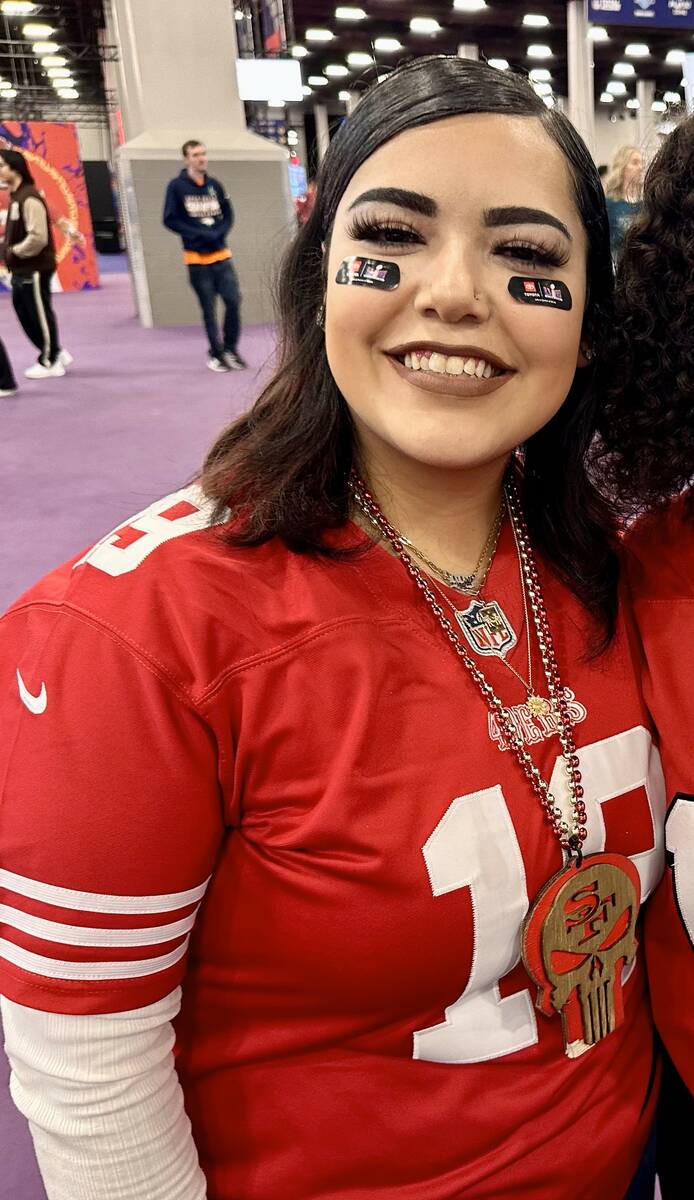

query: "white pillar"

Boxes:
[636, 79, 656, 154]
[684, 54, 694, 115]
[107, 0, 293, 329]
[314, 103, 330, 163]
[567, 0, 595, 155]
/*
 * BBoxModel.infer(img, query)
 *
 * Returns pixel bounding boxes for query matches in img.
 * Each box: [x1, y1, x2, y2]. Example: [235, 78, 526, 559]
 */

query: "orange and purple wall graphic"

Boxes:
[0, 120, 99, 291]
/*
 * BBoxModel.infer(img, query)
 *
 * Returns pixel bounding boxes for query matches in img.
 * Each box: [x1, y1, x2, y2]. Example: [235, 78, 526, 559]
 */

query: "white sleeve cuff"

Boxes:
[1, 989, 207, 1200]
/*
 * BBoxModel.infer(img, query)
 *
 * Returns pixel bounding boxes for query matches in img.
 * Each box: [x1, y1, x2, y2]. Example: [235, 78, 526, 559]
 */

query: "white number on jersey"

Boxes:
[666, 794, 694, 950]
[413, 726, 665, 1063]
[73, 486, 219, 578]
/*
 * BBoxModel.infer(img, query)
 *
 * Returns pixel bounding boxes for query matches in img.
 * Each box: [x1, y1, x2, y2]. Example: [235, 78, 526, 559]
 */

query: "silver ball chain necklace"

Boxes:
[349, 468, 642, 1054]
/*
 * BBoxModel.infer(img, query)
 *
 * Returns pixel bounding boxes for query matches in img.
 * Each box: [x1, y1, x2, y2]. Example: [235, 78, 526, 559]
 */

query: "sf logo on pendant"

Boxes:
[455, 599, 517, 658]
[522, 854, 641, 1054]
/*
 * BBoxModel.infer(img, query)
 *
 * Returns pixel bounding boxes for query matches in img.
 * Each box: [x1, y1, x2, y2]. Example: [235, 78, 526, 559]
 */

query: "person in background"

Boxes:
[604, 145, 643, 261]
[597, 163, 608, 185]
[163, 139, 246, 374]
[0, 333, 17, 397]
[0, 148, 69, 381]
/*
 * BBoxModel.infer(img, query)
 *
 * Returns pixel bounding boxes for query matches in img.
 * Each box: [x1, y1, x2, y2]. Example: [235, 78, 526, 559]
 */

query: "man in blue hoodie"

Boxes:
[163, 140, 246, 372]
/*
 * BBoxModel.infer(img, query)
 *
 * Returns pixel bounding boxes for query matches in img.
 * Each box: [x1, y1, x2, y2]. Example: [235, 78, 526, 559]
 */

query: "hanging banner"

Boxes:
[588, 1, 694, 27]
[0, 120, 99, 292]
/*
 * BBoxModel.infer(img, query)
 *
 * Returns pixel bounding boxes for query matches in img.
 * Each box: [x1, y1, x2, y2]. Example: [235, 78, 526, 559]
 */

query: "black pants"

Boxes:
[0, 335, 16, 390]
[11, 270, 60, 366]
[187, 258, 241, 359]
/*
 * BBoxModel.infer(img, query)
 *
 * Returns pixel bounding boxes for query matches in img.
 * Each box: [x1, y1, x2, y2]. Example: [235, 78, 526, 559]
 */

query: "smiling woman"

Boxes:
[0, 54, 664, 1200]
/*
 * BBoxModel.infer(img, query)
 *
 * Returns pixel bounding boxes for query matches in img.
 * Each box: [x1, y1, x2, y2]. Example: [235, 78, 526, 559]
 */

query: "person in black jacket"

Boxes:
[163, 140, 246, 373]
[0, 148, 68, 380]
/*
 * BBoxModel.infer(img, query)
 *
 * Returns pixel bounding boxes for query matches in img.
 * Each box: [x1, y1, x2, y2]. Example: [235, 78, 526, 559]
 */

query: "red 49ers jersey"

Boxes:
[0, 486, 665, 1199]
[625, 495, 694, 1095]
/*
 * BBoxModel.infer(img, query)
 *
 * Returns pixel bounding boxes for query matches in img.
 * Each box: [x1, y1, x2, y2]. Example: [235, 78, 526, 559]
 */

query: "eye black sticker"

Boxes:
[508, 276, 572, 310]
[335, 256, 400, 290]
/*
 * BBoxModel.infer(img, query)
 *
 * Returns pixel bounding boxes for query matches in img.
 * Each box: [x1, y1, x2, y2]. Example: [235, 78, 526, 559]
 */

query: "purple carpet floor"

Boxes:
[1, 270, 276, 1200]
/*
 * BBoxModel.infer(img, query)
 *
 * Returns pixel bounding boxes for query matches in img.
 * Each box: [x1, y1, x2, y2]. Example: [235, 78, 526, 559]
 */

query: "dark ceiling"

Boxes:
[0, 1, 111, 121]
[291, 1, 693, 111]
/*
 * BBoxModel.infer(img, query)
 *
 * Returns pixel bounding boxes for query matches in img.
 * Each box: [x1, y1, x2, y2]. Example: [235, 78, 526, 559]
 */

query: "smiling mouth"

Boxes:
[393, 349, 505, 379]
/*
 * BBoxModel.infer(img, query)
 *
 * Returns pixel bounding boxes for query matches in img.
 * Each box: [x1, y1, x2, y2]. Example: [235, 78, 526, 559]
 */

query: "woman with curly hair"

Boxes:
[597, 113, 694, 1159]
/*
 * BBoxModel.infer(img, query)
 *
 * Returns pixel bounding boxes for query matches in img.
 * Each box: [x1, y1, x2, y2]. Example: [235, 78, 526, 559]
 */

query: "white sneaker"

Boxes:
[207, 355, 230, 373]
[58, 348, 73, 367]
[0, 387, 17, 397]
[24, 360, 66, 379]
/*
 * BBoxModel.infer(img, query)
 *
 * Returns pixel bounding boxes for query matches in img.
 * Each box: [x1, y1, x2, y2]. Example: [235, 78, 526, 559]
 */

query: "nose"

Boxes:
[414, 243, 491, 326]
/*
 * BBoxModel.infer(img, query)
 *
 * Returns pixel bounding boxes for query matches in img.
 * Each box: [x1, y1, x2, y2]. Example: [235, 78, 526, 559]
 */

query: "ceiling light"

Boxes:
[56, 88, 78, 100]
[488, 58, 509, 70]
[588, 27, 609, 42]
[523, 14, 549, 27]
[32, 41, 58, 53]
[41, 55, 67, 67]
[2, 2, 37, 13]
[599, 92, 614, 103]
[374, 37, 402, 52]
[325, 63, 349, 77]
[625, 43, 649, 58]
[268, 100, 285, 108]
[453, 0, 488, 11]
[664, 90, 682, 103]
[533, 81, 552, 96]
[666, 49, 686, 65]
[307, 75, 329, 86]
[529, 67, 551, 82]
[652, 99, 667, 111]
[527, 44, 552, 59]
[338, 90, 351, 101]
[2, 87, 17, 96]
[305, 29, 334, 43]
[613, 62, 635, 77]
[543, 95, 554, 108]
[377, 73, 388, 82]
[606, 80, 627, 95]
[301, 85, 313, 96]
[0, 80, 14, 90]
[291, 45, 309, 58]
[47, 67, 70, 78]
[23, 23, 55, 39]
[347, 51, 372, 66]
[51, 77, 74, 88]
[335, 6, 367, 18]
[410, 17, 442, 34]
[626, 98, 640, 109]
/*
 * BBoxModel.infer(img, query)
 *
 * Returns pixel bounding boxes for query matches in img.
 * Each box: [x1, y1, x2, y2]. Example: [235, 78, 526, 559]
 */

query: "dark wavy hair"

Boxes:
[0, 148, 34, 185]
[202, 55, 618, 641]
[595, 114, 694, 516]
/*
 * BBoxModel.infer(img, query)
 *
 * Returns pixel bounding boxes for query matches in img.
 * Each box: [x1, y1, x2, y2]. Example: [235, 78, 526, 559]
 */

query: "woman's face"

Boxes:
[325, 113, 589, 478]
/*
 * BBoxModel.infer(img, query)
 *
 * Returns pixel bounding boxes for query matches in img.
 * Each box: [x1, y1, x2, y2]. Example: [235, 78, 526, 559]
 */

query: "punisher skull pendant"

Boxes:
[521, 853, 641, 1056]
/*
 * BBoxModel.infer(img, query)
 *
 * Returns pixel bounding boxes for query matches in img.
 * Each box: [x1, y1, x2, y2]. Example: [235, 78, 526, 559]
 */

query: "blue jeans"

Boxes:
[187, 258, 241, 359]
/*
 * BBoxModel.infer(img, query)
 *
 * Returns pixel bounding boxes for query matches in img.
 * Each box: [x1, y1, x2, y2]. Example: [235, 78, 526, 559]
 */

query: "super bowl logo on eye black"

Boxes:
[509, 276, 572, 310]
[335, 257, 401, 290]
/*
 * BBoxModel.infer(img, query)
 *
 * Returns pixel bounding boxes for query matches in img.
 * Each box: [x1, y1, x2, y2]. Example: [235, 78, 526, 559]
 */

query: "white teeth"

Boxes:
[401, 351, 498, 378]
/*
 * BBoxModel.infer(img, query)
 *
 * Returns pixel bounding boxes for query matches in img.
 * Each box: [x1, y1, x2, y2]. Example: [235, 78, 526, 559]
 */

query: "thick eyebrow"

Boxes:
[346, 187, 438, 218]
[484, 205, 572, 241]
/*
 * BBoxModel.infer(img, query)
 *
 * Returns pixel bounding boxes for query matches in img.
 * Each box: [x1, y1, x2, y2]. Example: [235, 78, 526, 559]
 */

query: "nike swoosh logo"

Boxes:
[16, 669, 47, 715]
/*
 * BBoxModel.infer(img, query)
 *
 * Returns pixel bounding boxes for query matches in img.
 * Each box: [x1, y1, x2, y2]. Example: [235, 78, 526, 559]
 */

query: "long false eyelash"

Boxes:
[495, 236, 569, 269]
[345, 214, 423, 246]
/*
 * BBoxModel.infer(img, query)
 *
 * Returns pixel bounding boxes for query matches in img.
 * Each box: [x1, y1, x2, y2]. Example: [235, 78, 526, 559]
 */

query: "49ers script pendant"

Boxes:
[521, 853, 641, 1056]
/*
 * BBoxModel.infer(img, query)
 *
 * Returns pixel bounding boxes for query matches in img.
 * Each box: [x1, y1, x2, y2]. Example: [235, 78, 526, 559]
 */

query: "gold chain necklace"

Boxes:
[349, 469, 642, 1054]
[399, 499, 505, 595]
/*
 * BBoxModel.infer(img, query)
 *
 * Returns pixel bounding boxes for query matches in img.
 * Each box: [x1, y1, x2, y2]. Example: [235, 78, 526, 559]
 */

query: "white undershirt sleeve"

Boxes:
[1, 988, 207, 1200]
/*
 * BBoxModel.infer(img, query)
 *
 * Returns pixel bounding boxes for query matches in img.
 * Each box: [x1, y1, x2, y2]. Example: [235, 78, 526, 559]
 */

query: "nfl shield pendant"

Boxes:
[454, 599, 517, 658]
[521, 853, 641, 1056]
